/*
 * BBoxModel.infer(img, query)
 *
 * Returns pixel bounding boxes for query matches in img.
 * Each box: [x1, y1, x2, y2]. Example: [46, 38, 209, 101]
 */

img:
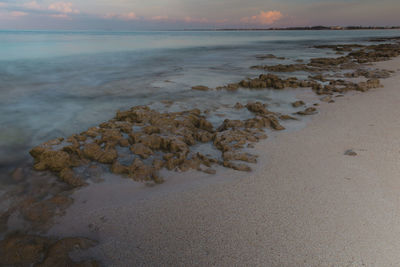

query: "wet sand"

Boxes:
[47, 56, 400, 266]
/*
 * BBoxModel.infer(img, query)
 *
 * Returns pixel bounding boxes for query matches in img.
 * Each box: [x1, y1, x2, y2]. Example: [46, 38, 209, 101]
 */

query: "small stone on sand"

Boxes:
[344, 149, 357, 156]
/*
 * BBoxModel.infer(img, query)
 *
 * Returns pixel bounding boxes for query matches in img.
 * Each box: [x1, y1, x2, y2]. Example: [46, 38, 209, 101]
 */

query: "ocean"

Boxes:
[1, 29, 399, 174]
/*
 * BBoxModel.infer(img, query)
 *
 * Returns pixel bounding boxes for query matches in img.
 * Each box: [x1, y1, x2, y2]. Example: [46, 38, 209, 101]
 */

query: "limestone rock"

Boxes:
[344, 149, 357, 156]
[292, 101, 305, 108]
[192, 85, 210, 91]
[296, 107, 317, 116]
[59, 168, 87, 187]
[33, 150, 72, 172]
[130, 143, 153, 159]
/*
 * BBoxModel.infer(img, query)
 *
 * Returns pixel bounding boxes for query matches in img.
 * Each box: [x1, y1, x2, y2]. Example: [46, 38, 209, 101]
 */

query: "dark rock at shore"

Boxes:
[238, 73, 311, 90]
[192, 85, 211, 91]
[31, 150, 72, 173]
[256, 54, 286, 60]
[216, 83, 240, 91]
[309, 56, 349, 67]
[0, 233, 98, 266]
[314, 44, 365, 52]
[344, 68, 392, 79]
[296, 107, 318, 116]
[256, 54, 277, 59]
[280, 114, 298, 120]
[223, 151, 258, 163]
[223, 161, 252, 172]
[59, 168, 87, 187]
[234, 102, 244, 109]
[245, 102, 285, 130]
[251, 63, 313, 73]
[246, 102, 270, 115]
[344, 149, 358, 156]
[292, 101, 305, 108]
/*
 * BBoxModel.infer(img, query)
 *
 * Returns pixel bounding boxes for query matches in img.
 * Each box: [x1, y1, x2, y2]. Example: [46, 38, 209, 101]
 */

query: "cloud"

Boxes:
[48, 2, 79, 14]
[50, 13, 69, 19]
[120, 12, 137, 21]
[241, 10, 283, 25]
[151, 15, 169, 21]
[22, 1, 41, 10]
[104, 12, 138, 21]
[101, 13, 210, 25]
[0, 3, 7, 8]
[11, 11, 28, 17]
[183, 16, 208, 23]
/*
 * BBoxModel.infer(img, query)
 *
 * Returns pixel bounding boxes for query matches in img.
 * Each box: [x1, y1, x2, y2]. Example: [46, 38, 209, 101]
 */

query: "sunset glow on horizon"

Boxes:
[0, 0, 399, 30]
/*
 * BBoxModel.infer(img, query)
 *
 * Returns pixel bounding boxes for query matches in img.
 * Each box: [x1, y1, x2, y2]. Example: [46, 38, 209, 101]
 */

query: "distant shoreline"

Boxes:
[188, 26, 400, 31]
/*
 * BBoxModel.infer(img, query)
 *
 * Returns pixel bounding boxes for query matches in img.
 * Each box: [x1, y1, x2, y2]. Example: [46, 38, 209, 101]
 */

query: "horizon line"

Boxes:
[1, 25, 400, 32]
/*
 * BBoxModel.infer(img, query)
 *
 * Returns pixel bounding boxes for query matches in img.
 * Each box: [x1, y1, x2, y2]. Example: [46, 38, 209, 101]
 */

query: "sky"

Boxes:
[0, 0, 399, 30]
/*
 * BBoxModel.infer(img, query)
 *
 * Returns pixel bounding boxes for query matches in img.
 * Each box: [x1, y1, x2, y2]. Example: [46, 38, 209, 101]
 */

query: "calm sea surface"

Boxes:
[1, 30, 399, 172]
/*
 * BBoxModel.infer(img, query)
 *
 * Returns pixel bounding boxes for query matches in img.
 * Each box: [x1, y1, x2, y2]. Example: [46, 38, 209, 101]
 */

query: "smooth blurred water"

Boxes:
[0, 29, 399, 169]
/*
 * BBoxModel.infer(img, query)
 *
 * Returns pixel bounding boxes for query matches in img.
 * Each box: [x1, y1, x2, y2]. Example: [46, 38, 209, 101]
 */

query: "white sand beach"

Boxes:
[50, 57, 400, 266]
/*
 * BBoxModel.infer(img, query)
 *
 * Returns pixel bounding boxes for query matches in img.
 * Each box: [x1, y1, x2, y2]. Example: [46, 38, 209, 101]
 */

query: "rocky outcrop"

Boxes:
[31, 149, 72, 172]
[251, 64, 313, 72]
[344, 149, 357, 156]
[296, 107, 317, 116]
[216, 83, 240, 91]
[29, 101, 291, 187]
[59, 168, 87, 187]
[0, 233, 98, 266]
[256, 54, 285, 60]
[82, 143, 118, 164]
[280, 115, 298, 120]
[344, 68, 392, 79]
[292, 101, 305, 108]
[192, 85, 210, 91]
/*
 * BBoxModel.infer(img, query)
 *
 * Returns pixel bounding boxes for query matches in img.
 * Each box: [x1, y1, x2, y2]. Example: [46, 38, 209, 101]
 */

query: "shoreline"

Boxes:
[47, 57, 400, 265]
[1, 36, 400, 265]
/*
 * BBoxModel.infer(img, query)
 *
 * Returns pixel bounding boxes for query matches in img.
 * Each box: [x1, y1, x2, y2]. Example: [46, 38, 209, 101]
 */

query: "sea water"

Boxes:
[0, 29, 399, 174]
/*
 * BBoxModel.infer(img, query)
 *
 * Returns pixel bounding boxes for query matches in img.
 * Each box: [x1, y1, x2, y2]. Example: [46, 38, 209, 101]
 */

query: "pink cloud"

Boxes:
[104, 12, 138, 21]
[0, 3, 7, 8]
[22, 1, 41, 10]
[151, 15, 169, 21]
[48, 2, 79, 14]
[120, 12, 138, 21]
[11, 11, 28, 17]
[241, 10, 283, 25]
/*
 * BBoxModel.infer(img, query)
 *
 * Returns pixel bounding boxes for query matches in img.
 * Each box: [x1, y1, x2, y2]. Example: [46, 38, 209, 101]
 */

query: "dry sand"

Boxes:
[51, 57, 400, 266]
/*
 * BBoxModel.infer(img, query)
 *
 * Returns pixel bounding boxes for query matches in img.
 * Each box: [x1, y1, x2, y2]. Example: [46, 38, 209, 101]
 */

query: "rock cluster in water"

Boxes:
[29, 104, 288, 187]
[227, 42, 400, 95]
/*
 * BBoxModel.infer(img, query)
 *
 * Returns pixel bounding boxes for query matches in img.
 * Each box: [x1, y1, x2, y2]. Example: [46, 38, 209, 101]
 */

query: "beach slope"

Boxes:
[52, 58, 400, 266]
